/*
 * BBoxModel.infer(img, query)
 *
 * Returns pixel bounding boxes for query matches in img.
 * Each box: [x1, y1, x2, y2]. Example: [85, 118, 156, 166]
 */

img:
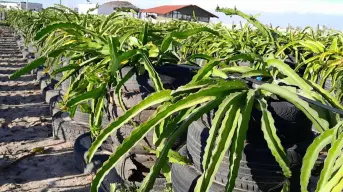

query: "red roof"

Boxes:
[141, 5, 218, 18]
[141, 5, 189, 15]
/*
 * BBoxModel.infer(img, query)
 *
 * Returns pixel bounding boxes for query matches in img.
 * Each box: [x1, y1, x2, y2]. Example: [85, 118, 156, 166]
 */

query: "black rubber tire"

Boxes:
[52, 109, 115, 151]
[247, 100, 314, 145]
[52, 111, 89, 142]
[108, 105, 155, 123]
[110, 65, 194, 111]
[41, 79, 58, 102]
[49, 94, 63, 116]
[71, 110, 92, 126]
[40, 76, 52, 90]
[70, 110, 111, 128]
[118, 64, 194, 93]
[52, 73, 63, 90]
[172, 146, 227, 192]
[112, 91, 152, 109]
[187, 117, 307, 192]
[190, 100, 313, 146]
[173, 146, 300, 192]
[37, 76, 49, 91]
[111, 120, 187, 154]
[74, 132, 111, 174]
[40, 79, 50, 95]
[36, 69, 45, 81]
[188, 115, 298, 172]
[48, 92, 115, 152]
[100, 153, 167, 192]
[46, 88, 105, 126]
[108, 65, 194, 154]
[284, 54, 306, 76]
[111, 124, 155, 154]
[45, 89, 62, 104]
[100, 137, 116, 152]
[60, 57, 71, 92]
[109, 65, 194, 114]
[99, 167, 124, 192]
[30, 67, 39, 75]
[109, 98, 162, 154]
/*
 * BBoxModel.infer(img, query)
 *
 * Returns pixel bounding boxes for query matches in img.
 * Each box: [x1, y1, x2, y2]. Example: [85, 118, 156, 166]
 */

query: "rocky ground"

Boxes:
[0, 28, 92, 192]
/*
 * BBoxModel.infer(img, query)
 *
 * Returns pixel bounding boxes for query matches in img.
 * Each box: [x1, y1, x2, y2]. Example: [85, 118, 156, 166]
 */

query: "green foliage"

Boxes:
[259, 98, 291, 178]
[10, 57, 47, 79]
[5, 5, 343, 192]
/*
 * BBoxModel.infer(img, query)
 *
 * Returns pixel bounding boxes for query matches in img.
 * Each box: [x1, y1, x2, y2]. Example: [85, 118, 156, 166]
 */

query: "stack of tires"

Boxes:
[35, 65, 87, 142]
[103, 66, 322, 192]
[12, 30, 113, 180]
[35, 63, 195, 191]
[25, 44, 321, 191]
[68, 65, 319, 192]
[13, 34, 86, 145]
[110, 65, 193, 153]
[100, 65, 194, 191]
[34, 58, 97, 146]
[33, 58, 115, 176]
[172, 100, 315, 192]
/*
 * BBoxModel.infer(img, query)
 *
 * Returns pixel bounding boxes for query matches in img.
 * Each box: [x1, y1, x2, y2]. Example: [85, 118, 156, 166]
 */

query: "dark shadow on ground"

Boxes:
[0, 52, 22, 56]
[0, 124, 52, 143]
[20, 185, 90, 192]
[0, 84, 37, 91]
[0, 60, 27, 64]
[0, 46, 18, 49]
[0, 94, 44, 105]
[40, 184, 90, 192]
[0, 104, 50, 122]
[0, 149, 83, 186]
[0, 69, 18, 74]
[0, 64, 26, 68]
[0, 75, 35, 82]
[0, 56, 23, 60]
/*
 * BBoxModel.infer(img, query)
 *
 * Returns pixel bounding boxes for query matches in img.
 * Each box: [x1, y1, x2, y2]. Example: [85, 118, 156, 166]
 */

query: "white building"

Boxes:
[0, 1, 43, 11]
[77, 1, 139, 15]
[20, 1, 42, 11]
[0, 1, 17, 9]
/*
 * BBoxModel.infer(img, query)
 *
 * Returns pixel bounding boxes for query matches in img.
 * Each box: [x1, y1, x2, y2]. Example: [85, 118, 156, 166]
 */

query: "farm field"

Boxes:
[0, 26, 92, 192]
[0, 4, 343, 192]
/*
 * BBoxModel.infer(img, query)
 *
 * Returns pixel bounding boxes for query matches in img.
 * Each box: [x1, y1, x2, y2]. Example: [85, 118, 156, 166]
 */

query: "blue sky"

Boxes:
[23, 0, 343, 30]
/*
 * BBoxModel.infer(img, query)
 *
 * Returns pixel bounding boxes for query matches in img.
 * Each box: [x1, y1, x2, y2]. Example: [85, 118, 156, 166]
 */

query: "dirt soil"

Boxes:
[0, 28, 92, 192]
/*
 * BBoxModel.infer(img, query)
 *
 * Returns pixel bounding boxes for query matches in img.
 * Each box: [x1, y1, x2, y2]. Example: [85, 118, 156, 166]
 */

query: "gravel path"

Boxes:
[0, 27, 92, 192]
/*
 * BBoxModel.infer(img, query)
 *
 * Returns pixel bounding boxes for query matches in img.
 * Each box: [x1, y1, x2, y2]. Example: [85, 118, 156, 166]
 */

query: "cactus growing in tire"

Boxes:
[7, 6, 219, 139]
[5, 6, 343, 192]
[84, 54, 342, 192]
